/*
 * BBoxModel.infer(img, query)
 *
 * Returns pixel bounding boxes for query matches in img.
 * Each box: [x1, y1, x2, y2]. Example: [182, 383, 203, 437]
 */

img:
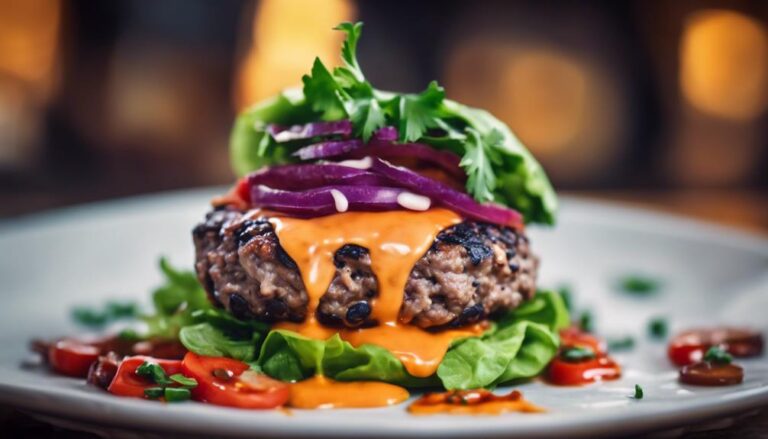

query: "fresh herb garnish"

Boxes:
[118, 328, 141, 341]
[704, 346, 733, 364]
[142, 257, 213, 339]
[607, 336, 635, 352]
[136, 362, 173, 386]
[231, 22, 558, 224]
[560, 346, 597, 363]
[163, 387, 192, 403]
[619, 275, 661, 295]
[648, 317, 668, 339]
[579, 310, 594, 333]
[137, 362, 197, 402]
[632, 384, 644, 400]
[558, 285, 573, 312]
[144, 387, 164, 399]
[169, 374, 198, 388]
[72, 300, 138, 328]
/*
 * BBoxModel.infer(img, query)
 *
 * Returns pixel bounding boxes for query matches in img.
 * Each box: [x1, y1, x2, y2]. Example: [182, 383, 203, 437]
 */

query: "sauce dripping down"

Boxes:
[289, 375, 409, 409]
[408, 389, 544, 415]
[271, 209, 483, 377]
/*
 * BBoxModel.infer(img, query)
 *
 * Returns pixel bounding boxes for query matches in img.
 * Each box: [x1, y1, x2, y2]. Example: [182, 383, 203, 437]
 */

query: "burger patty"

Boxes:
[193, 208, 538, 329]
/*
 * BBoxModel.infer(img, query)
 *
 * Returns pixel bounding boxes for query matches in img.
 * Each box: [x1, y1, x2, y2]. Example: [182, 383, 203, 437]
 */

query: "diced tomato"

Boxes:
[236, 178, 251, 203]
[559, 326, 606, 355]
[107, 356, 182, 398]
[547, 356, 621, 386]
[181, 352, 289, 409]
[48, 339, 101, 377]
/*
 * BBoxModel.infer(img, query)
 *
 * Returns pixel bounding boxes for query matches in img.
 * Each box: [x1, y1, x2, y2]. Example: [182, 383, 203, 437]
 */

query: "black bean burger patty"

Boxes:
[193, 208, 538, 329]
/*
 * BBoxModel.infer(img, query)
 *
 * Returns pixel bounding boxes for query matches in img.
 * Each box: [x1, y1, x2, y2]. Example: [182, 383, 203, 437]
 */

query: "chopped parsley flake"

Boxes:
[607, 336, 635, 352]
[704, 346, 733, 364]
[560, 346, 597, 363]
[648, 317, 668, 339]
[619, 275, 661, 295]
[632, 384, 644, 400]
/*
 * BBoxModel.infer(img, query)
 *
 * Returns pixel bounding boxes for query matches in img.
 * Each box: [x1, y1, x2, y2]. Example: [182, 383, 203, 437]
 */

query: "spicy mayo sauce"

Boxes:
[408, 389, 544, 415]
[289, 375, 409, 409]
[270, 209, 483, 378]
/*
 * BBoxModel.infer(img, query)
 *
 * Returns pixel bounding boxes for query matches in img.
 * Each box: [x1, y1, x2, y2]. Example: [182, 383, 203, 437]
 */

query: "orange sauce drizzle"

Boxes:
[289, 375, 409, 409]
[408, 389, 545, 416]
[270, 209, 483, 378]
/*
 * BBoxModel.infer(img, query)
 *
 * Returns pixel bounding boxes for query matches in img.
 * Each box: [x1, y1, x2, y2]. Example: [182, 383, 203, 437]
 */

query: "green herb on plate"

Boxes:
[632, 384, 644, 400]
[647, 317, 668, 339]
[607, 336, 635, 352]
[164, 387, 192, 402]
[560, 346, 597, 363]
[704, 346, 733, 364]
[619, 275, 661, 295]
[579, 310, 594, 333]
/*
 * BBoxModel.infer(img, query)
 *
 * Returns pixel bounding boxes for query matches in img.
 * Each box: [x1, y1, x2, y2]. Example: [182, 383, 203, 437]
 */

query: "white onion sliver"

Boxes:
[397, 192, 431, 211]
[330, 189, 349, 212]
[337, 156, 373, 170]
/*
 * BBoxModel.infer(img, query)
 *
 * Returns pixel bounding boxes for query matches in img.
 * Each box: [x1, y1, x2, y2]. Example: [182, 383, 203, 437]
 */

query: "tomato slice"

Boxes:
[668, 328, 764, 367]
[559, 326, 606, 355]
[679, 361, 744, 386]
[107, 356, 182, 398]
[181, 352, 289, 409]
[48, 339, 101, 377]
[547, 356, 621, 386]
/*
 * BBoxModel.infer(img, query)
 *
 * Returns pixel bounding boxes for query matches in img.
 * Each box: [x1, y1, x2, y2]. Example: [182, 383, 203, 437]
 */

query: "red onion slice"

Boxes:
[372, 126, 398, 142]
[370, 158, 522, 227]
[268, 120, 352, 143]
[292, 139, 363, 160]
[251, 185, 408, 216]
[247, 164, 388, 191]
[347, 141, 465, 180]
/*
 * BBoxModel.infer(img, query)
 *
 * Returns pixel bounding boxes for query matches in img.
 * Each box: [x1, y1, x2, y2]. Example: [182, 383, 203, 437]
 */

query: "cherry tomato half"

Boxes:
[668, 328, 764, 367]
[107, 356, 183, 398]
[181, 352, 289, 409]
[48, 339, 101, 377]
[547, 356, 621, 386]
[559, 326, 606, 355]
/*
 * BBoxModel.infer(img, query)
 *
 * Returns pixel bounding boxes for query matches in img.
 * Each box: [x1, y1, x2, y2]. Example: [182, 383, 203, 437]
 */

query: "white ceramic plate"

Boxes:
[0, 189, 766, 438]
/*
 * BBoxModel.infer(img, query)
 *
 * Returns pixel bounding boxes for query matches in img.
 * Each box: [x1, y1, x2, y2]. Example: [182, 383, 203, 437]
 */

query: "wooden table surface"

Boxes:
[1, 188, 766, 437]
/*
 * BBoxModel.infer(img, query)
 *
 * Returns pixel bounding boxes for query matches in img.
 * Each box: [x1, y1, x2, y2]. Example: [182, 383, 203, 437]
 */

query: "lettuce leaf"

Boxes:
[257, 330, 435, 387]
[179, 323, 259, 362]
[142, 258, 213, 339]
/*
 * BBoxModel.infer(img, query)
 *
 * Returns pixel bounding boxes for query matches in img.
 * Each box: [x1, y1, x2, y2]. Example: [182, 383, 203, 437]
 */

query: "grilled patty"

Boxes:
[193, 208, 538, 329]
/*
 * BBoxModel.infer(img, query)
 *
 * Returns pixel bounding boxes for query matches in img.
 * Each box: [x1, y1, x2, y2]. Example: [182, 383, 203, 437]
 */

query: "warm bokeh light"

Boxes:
[0, 0, 60, 100]
[235, 0, 356, 110]
[444, 41, 624, 183]
[680, 9, 768, 121]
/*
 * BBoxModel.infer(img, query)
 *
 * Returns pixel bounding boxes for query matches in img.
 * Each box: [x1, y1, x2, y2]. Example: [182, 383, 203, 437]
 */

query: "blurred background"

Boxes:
[0, 0, 766, 232]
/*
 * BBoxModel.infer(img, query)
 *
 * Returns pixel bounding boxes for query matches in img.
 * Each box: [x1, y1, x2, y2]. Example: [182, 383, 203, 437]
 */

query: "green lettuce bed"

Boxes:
[148, 260, 568, 390]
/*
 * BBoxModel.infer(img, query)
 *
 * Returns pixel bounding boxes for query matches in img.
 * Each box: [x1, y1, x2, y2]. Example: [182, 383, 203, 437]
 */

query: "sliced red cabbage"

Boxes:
[267, 120, 352, 143]
[347, 141, 465, 180]
[251, 185, 407, 216]
[247, 163, 388, 190]
[372, 126, 398, 142]
[370, 158, 522, 227]
[292, 139, 363, 160]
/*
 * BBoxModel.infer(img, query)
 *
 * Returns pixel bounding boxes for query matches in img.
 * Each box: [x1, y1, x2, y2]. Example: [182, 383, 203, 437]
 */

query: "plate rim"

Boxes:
[0, 188, 766, 437]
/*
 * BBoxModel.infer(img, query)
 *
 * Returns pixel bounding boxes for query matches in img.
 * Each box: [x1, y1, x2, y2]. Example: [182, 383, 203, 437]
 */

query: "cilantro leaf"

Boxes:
[349, 97, 386, 141]
[460, 128, 497, 202]
[334, 22, 365, 83]
[302, 58, 346, 120]
[397, 81, 445, 142]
